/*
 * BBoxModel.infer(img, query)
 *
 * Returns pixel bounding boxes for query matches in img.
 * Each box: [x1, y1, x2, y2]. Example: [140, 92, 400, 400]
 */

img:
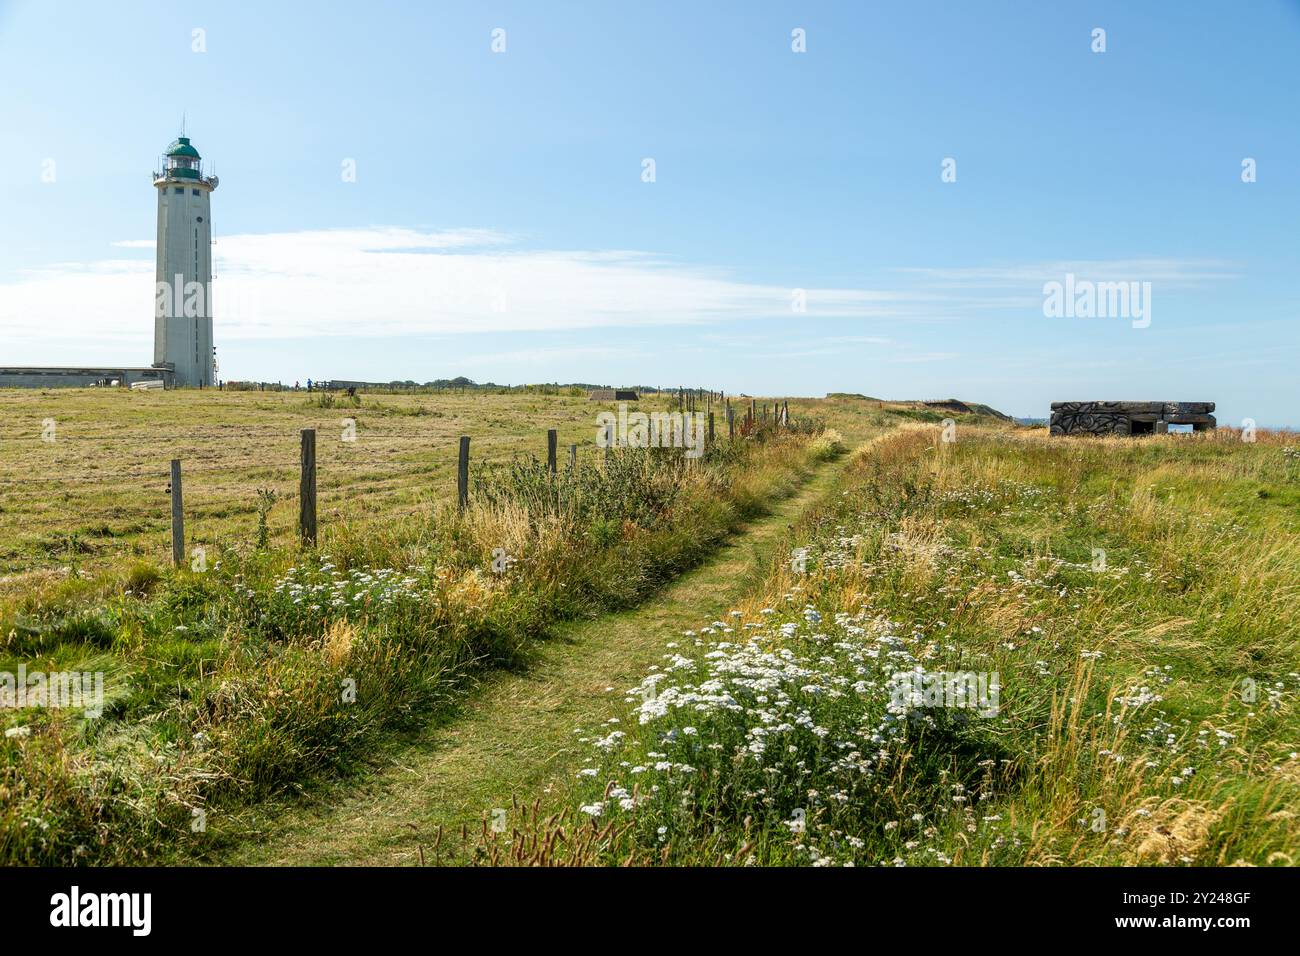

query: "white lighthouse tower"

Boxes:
[152, 134, 218, 387]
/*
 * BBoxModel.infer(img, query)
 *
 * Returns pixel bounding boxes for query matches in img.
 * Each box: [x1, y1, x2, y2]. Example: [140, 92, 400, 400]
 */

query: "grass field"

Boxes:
[218, 442, 858, 865]
[0, 387, 909, 865]
[0, 388, 606, 591]
[8, 389, 1291, 868]
[520, 422, 1300, 866]
[0, 388, 903, 593]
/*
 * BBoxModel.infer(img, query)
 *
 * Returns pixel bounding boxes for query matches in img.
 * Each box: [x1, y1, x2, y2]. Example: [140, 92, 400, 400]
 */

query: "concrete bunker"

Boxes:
[1049, 401, 1216, 436]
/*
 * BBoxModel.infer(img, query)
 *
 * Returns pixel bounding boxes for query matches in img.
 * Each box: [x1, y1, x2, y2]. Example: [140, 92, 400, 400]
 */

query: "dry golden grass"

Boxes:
[0, 388, 606, 588]
[0, 389, 888, 598]
[1130, 798, 1225, 865]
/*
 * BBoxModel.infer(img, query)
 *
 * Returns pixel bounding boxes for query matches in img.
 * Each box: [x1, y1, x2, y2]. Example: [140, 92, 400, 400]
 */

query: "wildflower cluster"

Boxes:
[263, 559, 427, 636]
[568, 605, 1006, 865]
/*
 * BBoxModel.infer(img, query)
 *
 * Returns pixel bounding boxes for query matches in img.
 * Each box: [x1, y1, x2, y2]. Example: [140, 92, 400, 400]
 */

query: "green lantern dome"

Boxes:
[166, 137, 201, 159]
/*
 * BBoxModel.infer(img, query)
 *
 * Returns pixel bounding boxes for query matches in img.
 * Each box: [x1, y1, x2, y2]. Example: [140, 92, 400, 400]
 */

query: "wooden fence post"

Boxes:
[170, 459, 184, 567]
[569, 443, 577, 469]
[547, 429, 557, 474]
[457, 436, 470, 511]
[708, 411, 715, 446]
[728, 406, 735, 441]
[300, 429, 317, 546]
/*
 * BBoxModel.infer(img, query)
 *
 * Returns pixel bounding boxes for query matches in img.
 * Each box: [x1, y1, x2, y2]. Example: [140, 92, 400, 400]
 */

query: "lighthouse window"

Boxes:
[192, 188, 200, 196]
[173, 187, 183, 194]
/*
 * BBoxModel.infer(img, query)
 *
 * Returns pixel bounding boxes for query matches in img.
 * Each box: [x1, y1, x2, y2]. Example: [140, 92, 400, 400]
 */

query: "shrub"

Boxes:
[808, 428, 846, 461]
[122, 561, 162, 596]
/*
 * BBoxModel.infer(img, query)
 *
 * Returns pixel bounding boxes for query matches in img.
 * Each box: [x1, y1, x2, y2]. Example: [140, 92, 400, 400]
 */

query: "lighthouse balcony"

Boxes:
[153, 173, 217, 190]
[154, 166, 201, 181]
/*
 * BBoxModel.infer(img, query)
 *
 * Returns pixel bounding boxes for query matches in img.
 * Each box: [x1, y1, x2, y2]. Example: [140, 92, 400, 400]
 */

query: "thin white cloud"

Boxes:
[894, 258, 1238, 288]
[0, 227, 925, 347]
[0, 233, 1240, 368]
[891, 351, 959, 363]
[455, 344, 623, 367]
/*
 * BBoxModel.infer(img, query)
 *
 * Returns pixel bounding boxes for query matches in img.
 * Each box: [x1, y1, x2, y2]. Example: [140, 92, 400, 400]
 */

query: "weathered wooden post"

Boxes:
[170, 459, 184, 567]
[457, 436, 470, 511]
[708, 411, 715, 446]
[569, 443, 577, 469]
[547, 429, 558, 474]
[783, 400, 789, 426]
[728, 406, 735, 440]
[300, 429, 317, 545]
[750, 399, 756, 428]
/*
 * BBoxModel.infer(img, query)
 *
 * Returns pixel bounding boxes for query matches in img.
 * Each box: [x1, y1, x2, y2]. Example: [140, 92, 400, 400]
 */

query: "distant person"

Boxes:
[307, 378, 313, 392]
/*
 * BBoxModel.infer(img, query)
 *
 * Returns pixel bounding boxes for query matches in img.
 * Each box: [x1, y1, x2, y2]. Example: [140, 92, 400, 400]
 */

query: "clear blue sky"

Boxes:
[2, 0, 1297, 424]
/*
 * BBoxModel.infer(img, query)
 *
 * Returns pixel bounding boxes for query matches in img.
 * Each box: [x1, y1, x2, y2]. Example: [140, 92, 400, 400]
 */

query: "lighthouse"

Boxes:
[152, 135, 218, 387]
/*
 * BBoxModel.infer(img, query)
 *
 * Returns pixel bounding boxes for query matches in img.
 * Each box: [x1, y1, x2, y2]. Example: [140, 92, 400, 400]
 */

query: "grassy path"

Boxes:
[221, 451, 853, 866]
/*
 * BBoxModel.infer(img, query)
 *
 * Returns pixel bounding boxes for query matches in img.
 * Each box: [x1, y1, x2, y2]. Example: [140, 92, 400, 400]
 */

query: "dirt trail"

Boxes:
[222, 453, 853, 866]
